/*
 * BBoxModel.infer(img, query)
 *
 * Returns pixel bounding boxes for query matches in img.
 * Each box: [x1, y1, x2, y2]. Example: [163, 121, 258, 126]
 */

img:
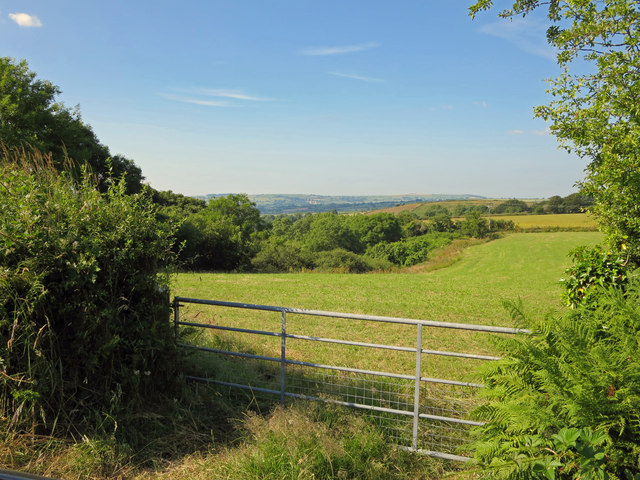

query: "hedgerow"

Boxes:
[0, 148, 179, 438]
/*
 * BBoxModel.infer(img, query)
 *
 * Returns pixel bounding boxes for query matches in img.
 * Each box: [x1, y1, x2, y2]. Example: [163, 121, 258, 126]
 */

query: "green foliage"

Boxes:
[152, 189, 207, 219]
[544, 194, 593, 214]
[470, 282, 640, 479]
[365, 233, 454, 267]
[0, 152, 179, 436]
[491, 219, 516, 232]
[470, 0, 640, 265]
[250, 240, 315, 273]
[561, 245, 631, 308]
[314, 248, 392, 273]
[0, 57, 144, 194]
[429, 213, 457, 233]
[176, 194, 263, 271]
[460, 211, 490, 238]
[215, 403, 442, 480]
[350, 213, 404, 250]
[493, 199, 530, 214]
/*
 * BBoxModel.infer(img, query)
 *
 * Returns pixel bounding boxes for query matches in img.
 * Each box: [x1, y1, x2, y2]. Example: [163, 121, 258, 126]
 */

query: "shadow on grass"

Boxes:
[182, 328, 480, 459]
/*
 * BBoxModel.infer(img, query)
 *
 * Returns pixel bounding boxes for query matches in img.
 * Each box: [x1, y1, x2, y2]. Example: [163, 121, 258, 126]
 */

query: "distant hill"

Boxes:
[200, 194, 486, 215]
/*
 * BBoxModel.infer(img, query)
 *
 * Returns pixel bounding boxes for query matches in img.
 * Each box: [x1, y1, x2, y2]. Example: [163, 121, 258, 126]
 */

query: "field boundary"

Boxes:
[174, 296, 530, 461]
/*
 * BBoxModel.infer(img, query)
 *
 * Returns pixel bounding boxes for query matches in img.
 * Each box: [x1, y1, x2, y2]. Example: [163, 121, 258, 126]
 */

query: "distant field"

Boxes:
[174, 232, 602, 381]
[377, 198, 501, 215]
[498, 213, 597, 230]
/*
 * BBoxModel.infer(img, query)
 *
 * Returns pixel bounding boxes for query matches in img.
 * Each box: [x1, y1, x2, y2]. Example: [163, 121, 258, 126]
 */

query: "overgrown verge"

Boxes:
[138, 402, 450, 480]
[0, 148, 179, 444]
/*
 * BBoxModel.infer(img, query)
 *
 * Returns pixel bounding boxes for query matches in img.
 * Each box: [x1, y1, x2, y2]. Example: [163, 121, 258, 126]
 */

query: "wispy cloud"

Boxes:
[301, 42, 380, 56]
[191, 88, 273, 101]
[532, 127, 551, 136]
[509, 129, 525, 135]
[160, 93, 231, 107]
[328, 72, 383, 83]
[161, 88, 274, 107]
[479, 17, 555, 60]
[474, 100, 488, 108]
[9, 12, 42, 27]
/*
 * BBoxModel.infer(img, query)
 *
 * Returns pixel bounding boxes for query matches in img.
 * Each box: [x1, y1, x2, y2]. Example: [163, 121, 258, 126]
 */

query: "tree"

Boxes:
[0, 57, 144, 193]
[176, 194, 263, 271]
[207, 194, 264, 240]
[470, 0, 640, 264]
[492, 199, 529, 214]
[460, 211, 489, 238]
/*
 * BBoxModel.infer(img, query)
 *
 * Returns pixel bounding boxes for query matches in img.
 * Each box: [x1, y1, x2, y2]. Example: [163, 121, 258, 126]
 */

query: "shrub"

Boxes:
[561, 244, 630, 308]
[0, 151, 179, 436]
[251, 241, 314, 272]
[314, 249, 391, 273]
[459, 211, 489, 238]
[366, 233, 454, 267]
[470, 283, 640, 479]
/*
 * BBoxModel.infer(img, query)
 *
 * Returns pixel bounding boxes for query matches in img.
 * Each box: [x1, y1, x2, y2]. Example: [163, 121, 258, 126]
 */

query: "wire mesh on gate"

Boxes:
[174, 296, 527, 460]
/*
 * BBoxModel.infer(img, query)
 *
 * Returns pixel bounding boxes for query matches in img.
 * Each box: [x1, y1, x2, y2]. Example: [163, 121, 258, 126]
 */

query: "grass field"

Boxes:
[497, 213, 597, 230]
[175, 232, 602, 382]
[176, 232, 601, 323]
[5, 232, 604, 480]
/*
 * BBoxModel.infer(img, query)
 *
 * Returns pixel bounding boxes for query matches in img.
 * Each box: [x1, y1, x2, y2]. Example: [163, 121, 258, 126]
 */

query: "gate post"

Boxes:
[173, 297, 180, 342]
[280, 310, 287, 406]
[412, 323, 423, 450]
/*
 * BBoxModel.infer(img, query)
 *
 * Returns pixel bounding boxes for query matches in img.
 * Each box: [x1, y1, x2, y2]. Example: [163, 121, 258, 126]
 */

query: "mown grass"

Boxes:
[175, 232, 602, 382]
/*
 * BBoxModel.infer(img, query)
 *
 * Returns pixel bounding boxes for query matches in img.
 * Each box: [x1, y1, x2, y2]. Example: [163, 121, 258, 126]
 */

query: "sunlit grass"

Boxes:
[497, 213, 597, 230]
[175, 232, 603, 382]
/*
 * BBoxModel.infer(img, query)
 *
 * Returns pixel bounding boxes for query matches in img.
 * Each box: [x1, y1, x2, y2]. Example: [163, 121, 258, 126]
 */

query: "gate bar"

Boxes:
[174, 297, 530, 334]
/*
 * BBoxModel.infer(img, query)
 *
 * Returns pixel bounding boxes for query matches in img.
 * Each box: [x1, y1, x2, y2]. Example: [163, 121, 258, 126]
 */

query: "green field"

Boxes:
[175, 232, 602, 381]
[176, 232, 602, 323]
[497, 213, 597, 230]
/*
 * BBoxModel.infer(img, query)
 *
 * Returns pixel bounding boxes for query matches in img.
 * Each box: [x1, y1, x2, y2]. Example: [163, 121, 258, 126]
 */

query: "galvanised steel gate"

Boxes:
[173, 296, 527, 461]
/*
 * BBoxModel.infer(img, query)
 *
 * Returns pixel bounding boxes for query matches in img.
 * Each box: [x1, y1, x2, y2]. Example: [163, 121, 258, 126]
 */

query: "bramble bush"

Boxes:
[561, 245, 631, 308]
[0, 148, 179, 438]
[470, 282, 640, 479]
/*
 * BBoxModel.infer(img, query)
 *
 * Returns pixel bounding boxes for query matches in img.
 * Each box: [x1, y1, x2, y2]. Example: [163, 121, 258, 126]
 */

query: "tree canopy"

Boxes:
[0, 57, 144, 193]
[471, 0, 640, 264]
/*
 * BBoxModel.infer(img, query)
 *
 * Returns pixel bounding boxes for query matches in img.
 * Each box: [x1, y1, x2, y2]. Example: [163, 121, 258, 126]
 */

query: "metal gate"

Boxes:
[173, 296, 527, 461]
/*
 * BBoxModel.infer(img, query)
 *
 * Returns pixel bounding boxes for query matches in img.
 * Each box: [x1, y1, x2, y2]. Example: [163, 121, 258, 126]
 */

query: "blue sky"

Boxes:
[1, 1, 586, 198]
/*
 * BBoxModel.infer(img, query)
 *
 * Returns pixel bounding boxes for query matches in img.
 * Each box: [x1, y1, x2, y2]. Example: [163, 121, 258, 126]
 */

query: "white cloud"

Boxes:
[479, 17, 555, 60]
[509, 129, 525, 135]
[474, 101, 488, 108]
[532, 127, 551, 136]
[301, 42, 380, 56]
[9, 12, 42, 27]
[328, 72, 383, 83]
[161, 88, 275, 107]
[194, 89, 273, 101]
[160, 93, 231, 107]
